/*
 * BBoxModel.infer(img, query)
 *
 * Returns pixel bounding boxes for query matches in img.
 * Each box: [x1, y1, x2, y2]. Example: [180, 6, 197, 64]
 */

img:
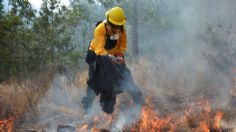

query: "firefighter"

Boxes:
[82, 6, 144, 114]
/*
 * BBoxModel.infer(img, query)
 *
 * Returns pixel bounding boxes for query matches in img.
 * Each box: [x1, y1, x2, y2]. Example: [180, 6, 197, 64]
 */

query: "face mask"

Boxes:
[110, 34, 120, 40]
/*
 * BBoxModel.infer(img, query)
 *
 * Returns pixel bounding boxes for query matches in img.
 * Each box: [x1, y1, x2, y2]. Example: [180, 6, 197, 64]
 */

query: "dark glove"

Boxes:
[86, 50, 97, 65]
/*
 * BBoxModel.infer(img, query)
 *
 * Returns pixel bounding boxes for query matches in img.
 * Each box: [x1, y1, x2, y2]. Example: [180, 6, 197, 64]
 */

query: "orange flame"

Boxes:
[78, 124, 88, 132]
[78, 96, 224, 131]
[0, 117, 14, 132]
[199, 122, 209, 132]
[138, 106, 172, 131]
[78, 112, 116, 131]
[214, 111, 223, 129]
[126, 97, 223, 131]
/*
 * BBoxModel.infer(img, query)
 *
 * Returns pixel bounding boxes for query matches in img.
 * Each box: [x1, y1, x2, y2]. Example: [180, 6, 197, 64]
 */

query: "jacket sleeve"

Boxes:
[89, 23, 108, 56]
[116, 28, 127, 56]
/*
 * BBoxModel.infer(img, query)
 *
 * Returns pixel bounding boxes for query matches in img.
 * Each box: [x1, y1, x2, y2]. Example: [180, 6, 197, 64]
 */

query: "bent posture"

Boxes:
[82, 7, 143, 114]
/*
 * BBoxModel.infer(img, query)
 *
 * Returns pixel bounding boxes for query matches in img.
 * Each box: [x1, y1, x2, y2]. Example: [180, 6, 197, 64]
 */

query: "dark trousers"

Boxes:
[81, 59, 144, 114]
[81, 80, 143, 114]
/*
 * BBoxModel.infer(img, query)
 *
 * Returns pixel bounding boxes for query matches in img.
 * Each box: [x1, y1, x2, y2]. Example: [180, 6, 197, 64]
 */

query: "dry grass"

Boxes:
[125, 57, 236, 130]
[127, 57, 164, 97]
[74, 66, 88, 90]
[0, 70, 54, 129]
[1, 57, 235, 131]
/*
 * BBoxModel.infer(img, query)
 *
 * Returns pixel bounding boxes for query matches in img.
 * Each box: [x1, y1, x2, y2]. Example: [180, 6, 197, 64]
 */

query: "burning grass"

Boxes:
[77, 58, 236, 131]
[0, 70, 53, 131]
[77, 94, 232, 131]
[123, 96, 225, 131]
[2, 57, 236, 131]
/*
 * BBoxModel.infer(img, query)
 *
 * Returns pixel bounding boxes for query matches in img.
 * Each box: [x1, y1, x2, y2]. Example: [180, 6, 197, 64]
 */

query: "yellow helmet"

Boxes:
[105, 7, 126, 26]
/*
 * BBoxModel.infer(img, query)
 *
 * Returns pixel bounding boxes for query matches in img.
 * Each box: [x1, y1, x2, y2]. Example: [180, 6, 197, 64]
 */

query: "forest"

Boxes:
[1, 0, 236, 131]
[1, 0, 235, 81]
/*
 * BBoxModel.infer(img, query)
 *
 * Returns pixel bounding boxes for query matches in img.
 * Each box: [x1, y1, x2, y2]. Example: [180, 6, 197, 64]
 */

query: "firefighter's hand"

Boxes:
[116, 56, 125, 64]
[86, 50, 97, 65]
[108, 54, 117, 63]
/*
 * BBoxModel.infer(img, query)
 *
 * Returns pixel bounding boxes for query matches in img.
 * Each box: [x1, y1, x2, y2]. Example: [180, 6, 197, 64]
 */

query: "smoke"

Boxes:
[134, 0, 236, 107]
[21, 73, 86, 131]
[20, 66, 143, 131]
[20, 0, 236, 130]
[122, 1, 236, 128]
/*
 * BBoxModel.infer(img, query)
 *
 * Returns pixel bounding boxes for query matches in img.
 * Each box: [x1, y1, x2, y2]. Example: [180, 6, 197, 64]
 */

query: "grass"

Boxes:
[0, 69, 54, 129]
[0, 57, 234, 131]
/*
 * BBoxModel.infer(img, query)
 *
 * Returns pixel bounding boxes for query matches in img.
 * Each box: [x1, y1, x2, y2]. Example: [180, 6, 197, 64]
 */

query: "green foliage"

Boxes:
[0, 0, 187, 82]
[0, 0, 85, 82]
[0, 0, 4, 16]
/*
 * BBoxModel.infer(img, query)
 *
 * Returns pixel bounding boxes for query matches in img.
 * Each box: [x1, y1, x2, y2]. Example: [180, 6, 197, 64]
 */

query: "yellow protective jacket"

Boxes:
[89, 21, 127, 56]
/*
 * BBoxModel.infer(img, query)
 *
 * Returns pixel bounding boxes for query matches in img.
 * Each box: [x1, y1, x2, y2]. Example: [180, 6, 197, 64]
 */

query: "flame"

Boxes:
[78, 112, 116, 131]
[138, 106, 173, 131]
[214, 111, 223, 129]
[91, 128, 110, 132]
[102, 113, 114, 128]
[78, 124, 88, 131]
[126, 97, 224, 131]
[199, 122, 209, 132]
[0, 117, 14, 132]
[78, 96, 224, 131]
